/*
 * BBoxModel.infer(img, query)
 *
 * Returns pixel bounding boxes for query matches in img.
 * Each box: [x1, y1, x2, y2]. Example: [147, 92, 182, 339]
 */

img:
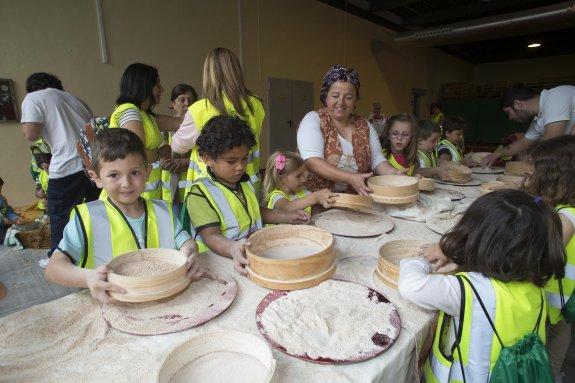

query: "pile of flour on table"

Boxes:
[259, 280, 399, 360]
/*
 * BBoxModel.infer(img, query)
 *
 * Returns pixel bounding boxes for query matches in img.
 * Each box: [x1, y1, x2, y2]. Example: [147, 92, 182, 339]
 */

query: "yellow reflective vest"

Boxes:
[73, 197, 175, 268]
[424, 272, 546, 382]
[109, 103, 164, 200]
[545, 205, 575, 324]
[185, 172, 262, 253]
[183, 96, 265, 197]
[417, 149, 438, 169]
[266, 188, 311, 214]
[384, 150, 415, 176]
[436, 139, 462, 162]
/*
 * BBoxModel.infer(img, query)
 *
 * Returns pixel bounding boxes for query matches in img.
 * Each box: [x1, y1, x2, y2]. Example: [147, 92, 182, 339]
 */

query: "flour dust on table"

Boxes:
[103, 274, 237, 335]
[257, 279, 400, 362]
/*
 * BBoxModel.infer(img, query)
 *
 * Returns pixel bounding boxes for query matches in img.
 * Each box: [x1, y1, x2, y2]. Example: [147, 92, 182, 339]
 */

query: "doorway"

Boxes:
[268, 78, 314, 153]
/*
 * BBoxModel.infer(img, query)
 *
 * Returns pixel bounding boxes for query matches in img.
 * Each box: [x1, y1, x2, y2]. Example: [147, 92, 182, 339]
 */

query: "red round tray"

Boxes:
[255, 279, 401, 364]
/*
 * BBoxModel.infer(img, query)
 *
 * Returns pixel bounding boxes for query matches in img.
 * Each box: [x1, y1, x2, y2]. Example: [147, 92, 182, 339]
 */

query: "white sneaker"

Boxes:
[38, 257, 49, 269]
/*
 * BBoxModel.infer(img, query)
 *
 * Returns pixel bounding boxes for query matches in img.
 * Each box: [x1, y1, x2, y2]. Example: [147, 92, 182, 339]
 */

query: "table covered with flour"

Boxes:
[0, 174, 495, 382]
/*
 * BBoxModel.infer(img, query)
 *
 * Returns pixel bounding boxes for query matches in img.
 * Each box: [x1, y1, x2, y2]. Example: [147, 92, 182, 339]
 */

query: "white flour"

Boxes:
[258, 280, 399, 360]
[169, 351, 269, 383]
[114, 259, 178, 276]
[259, 244, 322, 260]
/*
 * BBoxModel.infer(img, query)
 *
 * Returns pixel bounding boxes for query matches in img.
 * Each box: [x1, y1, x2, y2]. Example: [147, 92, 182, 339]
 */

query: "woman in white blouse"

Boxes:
[297, 65, 401, 196]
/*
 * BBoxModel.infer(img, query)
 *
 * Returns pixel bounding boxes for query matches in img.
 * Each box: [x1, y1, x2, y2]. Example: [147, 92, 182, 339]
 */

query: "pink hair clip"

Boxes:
[275, 153, 286, 171]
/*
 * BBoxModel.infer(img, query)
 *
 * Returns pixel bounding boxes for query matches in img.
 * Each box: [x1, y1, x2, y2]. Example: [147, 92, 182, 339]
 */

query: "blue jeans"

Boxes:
[47, 171, 100, 256]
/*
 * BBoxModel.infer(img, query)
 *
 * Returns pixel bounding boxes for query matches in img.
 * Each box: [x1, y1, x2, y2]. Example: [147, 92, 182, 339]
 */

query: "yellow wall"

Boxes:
[473, 54, 575, 84]
[0, 0, 473, 205]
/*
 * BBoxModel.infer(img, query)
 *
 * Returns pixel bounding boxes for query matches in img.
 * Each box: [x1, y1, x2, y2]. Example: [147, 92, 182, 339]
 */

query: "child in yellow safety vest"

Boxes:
[380, 114, 418, 176]
[182, 116, 310, 276]
[416, 120, 448, 181]
[263, 151, 337, 214]
[525, 135, 575, 377]
[398, 189, 565, 382]
[45, 128, 201, 304]
[436, 116, 477, 167]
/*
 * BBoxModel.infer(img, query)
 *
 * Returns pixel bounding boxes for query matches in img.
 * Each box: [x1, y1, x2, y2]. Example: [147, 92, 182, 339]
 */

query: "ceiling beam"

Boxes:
[370, 0, 421, 12]
[317, 0, 407, 32]
[402, 0, 542, 27]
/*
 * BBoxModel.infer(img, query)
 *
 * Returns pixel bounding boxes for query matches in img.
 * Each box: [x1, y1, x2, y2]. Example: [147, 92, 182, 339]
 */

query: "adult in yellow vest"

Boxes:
[109, 63, 183, 200]
[161, 84, 198, 207]
[170, 48, 265, 198]
[398, 190, 564, 382]
[430, 103, 444, 125]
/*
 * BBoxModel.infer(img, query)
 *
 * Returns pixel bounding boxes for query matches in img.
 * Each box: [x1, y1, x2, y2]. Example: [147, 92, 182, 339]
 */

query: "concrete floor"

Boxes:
[0, 244, 573, 380]
[0, 244, 79, 318]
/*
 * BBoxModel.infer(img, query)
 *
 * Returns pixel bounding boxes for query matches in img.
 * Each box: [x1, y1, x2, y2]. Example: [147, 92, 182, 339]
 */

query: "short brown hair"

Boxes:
[525, 135, 575, 207]
[91, 128, 147, 173]
[440, 189, 565, 287]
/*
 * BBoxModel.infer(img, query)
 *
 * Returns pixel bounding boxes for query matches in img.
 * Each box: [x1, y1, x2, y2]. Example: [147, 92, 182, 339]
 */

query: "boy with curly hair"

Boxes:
[183, 116, 309, 275]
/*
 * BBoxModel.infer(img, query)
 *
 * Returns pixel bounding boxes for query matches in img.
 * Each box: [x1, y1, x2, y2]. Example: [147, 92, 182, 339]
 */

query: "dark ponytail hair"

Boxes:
[116, 63, 159, 113]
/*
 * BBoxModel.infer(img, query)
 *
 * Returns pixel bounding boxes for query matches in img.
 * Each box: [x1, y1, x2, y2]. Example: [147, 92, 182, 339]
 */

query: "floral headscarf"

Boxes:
[319, 65, 361, 106]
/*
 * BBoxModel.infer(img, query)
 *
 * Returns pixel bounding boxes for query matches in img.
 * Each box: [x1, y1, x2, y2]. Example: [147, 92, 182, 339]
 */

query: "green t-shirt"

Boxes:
[186, 180, 248, 234]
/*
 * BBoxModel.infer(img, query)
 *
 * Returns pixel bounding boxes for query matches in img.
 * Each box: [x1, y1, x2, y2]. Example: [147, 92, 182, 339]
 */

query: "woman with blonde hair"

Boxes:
[171, 47, 265, 195]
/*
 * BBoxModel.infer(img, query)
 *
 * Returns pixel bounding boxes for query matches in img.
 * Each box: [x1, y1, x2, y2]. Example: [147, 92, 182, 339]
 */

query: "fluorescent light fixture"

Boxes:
[528, 43, 541, 48]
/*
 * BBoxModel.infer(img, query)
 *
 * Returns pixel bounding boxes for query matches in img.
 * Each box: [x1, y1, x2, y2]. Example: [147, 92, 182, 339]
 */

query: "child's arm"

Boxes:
[261, 206, 310, 225]
[197, 226, 250, 275]
[273, 189, 337, 211]
[179, 238, 203, 279]
[415, 167, 449, 181]
[45, 252, 126, 304]
[398, 257, 461, 317]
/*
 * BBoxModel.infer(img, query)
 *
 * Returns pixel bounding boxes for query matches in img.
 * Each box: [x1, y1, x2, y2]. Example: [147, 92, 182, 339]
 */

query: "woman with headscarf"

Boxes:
[297, 65, 400, 196]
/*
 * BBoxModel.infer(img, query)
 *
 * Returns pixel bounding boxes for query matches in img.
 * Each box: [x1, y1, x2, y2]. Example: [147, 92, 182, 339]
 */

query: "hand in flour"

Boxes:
[230, 238, 250, 276]
[85, 265, 126, 304]
[180, 239, 203, 280]
[419, 243, 450, 270]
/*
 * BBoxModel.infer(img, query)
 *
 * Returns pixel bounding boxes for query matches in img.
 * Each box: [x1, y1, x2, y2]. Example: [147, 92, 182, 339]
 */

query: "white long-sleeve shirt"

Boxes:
[398, 257, 462, 317]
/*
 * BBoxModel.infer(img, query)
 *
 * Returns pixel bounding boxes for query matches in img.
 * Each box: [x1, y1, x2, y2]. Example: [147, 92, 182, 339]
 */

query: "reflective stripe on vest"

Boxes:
[190, 176, 262, 253]
[417, 149, 437, 168]
[385, 151, 415, 176]
[546, 205, 575, 323]
[424, 272, 546, 382]
[75, 198, 175, 268]
[266, 189, 311, 214]
[184, 96, 264, 198]
[436, 139, 462, 162]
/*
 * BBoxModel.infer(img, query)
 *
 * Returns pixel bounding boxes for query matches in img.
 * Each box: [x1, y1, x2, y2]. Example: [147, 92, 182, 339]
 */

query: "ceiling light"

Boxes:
[528, 43, 541, 48]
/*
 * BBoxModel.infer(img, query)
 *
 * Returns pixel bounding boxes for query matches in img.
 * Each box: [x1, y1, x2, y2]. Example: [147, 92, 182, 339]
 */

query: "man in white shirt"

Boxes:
[482, 83, 575, 167]
[20, 73, 100, 267]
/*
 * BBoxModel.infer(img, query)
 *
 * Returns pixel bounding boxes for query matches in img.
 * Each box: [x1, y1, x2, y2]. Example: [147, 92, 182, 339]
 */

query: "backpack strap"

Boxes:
[555, 205, 573, 312]
[454, 275, 467, 383]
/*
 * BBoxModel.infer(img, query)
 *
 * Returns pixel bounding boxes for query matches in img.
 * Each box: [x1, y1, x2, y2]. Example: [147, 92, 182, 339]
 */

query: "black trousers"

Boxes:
[47, 171, 100, 256]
